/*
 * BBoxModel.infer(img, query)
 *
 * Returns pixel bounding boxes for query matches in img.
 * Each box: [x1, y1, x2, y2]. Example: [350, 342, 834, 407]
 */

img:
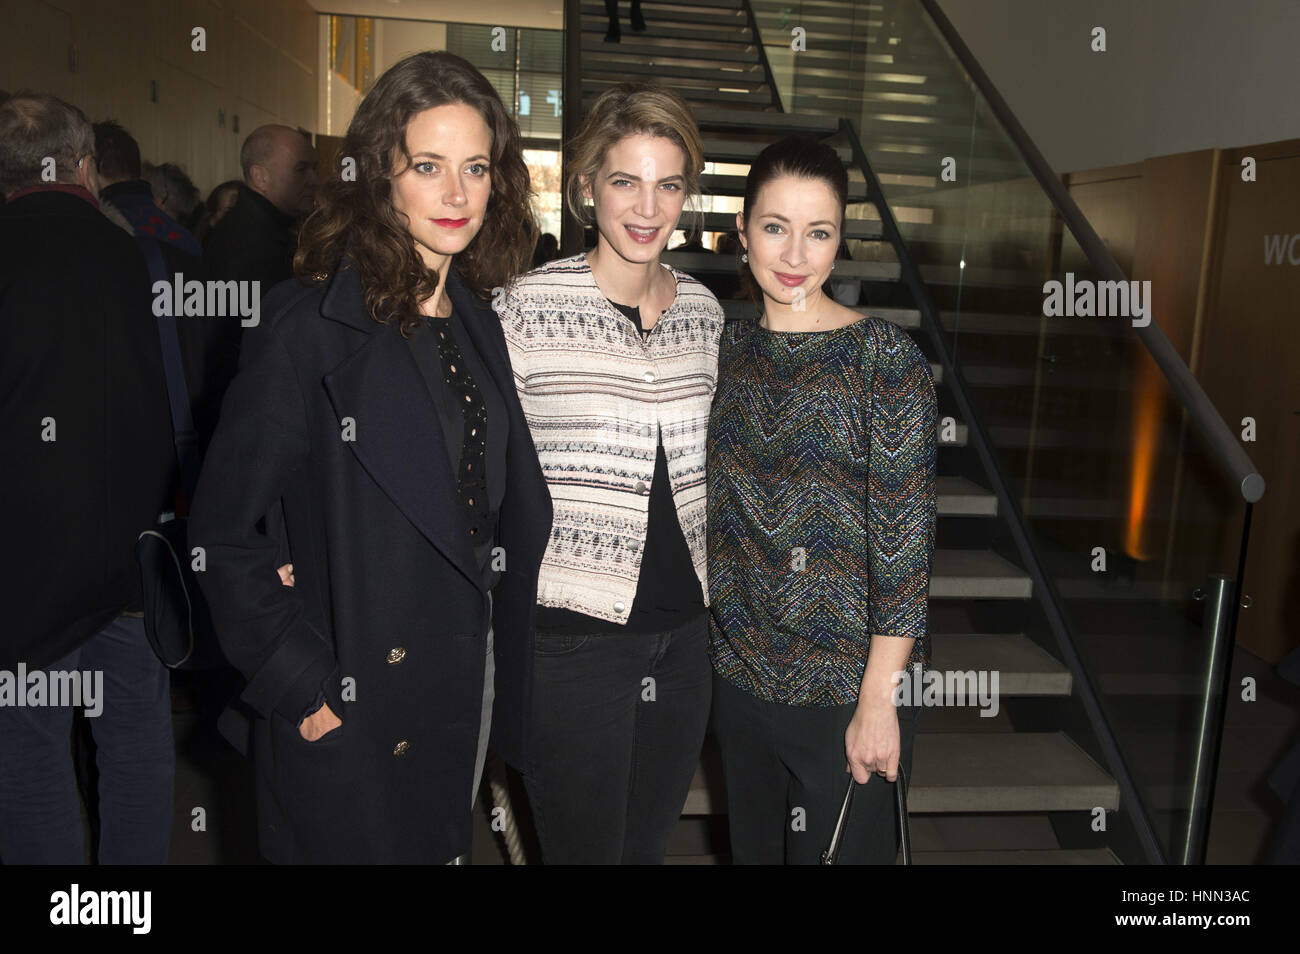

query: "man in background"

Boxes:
[93, 119, 225, 459]
[205, 123, 317, 296]
[0, 92, 175, 864]
[203, 124, 317, 420]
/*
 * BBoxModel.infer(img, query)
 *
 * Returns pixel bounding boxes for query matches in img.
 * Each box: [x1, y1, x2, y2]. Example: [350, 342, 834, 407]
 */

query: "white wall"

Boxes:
[375, 20, 449, 72]
[935, 0, 1300, 172]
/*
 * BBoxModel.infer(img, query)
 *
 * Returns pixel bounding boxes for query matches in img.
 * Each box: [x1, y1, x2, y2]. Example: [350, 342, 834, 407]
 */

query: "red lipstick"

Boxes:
[433, 218, 469, 228]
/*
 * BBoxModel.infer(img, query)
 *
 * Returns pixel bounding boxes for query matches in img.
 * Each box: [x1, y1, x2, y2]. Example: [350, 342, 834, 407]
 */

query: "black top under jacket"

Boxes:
[534, 299, 706, 636]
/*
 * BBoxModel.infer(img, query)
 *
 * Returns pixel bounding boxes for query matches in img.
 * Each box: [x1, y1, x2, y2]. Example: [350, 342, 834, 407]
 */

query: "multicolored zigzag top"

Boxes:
[707, 313, 938, 707]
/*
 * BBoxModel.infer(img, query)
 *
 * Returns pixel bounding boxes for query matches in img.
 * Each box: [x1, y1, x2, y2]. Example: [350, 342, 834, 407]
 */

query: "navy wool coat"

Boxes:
[188, 258, 552, 864]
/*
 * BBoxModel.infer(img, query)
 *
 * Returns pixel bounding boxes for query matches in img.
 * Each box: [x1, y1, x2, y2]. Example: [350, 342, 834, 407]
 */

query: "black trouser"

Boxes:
[711, 671, 920, 864]
[523, 611, 711, 864]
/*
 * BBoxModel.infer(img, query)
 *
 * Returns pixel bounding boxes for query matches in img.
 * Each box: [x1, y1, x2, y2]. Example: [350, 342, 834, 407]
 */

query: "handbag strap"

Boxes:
[821, 764, 912, 865]
[896, 764, 912, 865]
[137, 235, 201, 500]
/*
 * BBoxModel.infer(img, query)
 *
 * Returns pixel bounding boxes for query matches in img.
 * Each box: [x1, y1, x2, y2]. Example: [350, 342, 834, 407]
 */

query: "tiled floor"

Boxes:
[160, 643, 1299, 865]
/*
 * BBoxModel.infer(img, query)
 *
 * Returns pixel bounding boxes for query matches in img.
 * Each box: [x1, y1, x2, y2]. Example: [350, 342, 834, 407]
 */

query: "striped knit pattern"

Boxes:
[707, 315, 938, 706]
[497, 254, 725, 624]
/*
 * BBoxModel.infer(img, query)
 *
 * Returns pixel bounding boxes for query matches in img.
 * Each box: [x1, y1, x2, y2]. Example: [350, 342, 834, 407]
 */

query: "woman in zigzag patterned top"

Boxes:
[497, 83, 724, 863]
[707, 137, 939, 864]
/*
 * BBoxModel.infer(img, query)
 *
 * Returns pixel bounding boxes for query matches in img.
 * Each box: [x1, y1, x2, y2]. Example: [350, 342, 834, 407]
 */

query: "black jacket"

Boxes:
[0, 189, 173, 670]
[187, 259, 553, 864]
[201, 184, 298, 437]
[203, 183, 296, 294]
[100, 179, 225, 461]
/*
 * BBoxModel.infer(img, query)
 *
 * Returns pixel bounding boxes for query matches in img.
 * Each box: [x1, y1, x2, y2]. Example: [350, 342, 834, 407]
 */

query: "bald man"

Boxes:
[240, 124, 318, 220]
[203, 125, 318, 429]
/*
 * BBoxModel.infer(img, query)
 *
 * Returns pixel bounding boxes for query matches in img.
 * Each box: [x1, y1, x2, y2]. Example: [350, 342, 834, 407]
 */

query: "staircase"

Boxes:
[565, 0, 1258, 865]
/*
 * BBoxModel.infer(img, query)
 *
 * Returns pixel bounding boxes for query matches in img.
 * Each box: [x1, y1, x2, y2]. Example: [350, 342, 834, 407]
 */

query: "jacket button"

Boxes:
[614, 601, 625, 613]
[643, 371, 655, 383]
[640, 425, 651, 437]
[634, 480, 648, 494]
[386, 647, 406, 664]
[393, 740, 410, 757]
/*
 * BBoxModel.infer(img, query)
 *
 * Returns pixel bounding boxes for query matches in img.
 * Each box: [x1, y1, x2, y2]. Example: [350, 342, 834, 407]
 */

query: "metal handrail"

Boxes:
[740, 0, 784, 114]
[915, 0, 1263, 505]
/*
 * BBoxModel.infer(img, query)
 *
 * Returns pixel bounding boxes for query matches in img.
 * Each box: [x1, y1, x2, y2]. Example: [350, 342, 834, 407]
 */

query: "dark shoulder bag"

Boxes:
[133, 235, 225, 670]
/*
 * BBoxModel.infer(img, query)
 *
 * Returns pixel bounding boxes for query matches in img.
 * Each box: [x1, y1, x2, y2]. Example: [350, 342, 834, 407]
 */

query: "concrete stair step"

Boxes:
[581, 36, 756, 62]
[662, 248, 894, 279]
[917, 261, 1042, 287]
[752, 0, 885, 13]
[691, 107, 841, 134]
[581, 3, 749, 33]
[925, 309, 1124, 337]
[931, 633, 1071, 695]
[787, 91, 979, 124]
[684, 731, 1117, 814]
[936, 475, 996, 515]
[701, 171, 869, 199]
[911, 812, 1070, 851]
[868, 149, 1029, 180]
[701, 137, 852, 164]
[779, 70, 968, 95]
[910, 732, 1119, 812]
[585, 80, 772, 107]
[584, 60, 764, 84]
[960, 363, 1137, 390]
[985, 423, 1111, 450]
[930, 549, 1032, 599]
[643, 0, 743, 9]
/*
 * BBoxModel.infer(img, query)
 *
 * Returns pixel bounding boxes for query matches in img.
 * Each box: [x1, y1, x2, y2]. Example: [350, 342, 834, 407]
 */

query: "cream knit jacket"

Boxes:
[496, 253, 725, 624]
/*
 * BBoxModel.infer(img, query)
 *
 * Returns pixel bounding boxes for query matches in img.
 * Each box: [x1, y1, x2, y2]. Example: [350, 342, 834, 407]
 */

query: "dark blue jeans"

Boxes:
[711, 671, 920, 864]
[523, 611, 711, 864]
[0, 615, 173, 864]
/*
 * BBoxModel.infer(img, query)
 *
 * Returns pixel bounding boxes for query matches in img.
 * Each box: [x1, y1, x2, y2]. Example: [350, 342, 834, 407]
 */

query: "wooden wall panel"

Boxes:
[4, 0, 319, 198]
[1197, 140, 1300, 663]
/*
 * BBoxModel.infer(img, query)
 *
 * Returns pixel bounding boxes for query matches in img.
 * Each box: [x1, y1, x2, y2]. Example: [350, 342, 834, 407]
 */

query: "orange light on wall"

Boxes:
[1125, 360, 1163, 561]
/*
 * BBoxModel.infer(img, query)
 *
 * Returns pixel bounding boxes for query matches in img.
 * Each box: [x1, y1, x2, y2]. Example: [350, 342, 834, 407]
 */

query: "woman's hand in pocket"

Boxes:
[299, 702, 341, 741]
[277, 563, 295, 587]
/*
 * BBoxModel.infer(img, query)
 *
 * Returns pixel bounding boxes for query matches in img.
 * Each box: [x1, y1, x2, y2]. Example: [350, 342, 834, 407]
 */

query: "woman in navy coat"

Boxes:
[188, 51, 551, 864]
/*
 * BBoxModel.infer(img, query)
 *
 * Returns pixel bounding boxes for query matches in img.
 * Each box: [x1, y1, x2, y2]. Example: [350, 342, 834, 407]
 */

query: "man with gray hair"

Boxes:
[0, 91, 176, 864]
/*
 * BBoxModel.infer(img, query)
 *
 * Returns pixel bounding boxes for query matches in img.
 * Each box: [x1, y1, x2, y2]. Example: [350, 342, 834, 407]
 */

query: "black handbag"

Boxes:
[136, 515, 223, 669]
[820, 764, 912, 865]
[133, 235, 224, 670]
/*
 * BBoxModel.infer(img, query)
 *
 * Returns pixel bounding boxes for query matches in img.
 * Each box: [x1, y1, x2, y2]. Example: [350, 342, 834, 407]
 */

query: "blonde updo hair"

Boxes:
[564, 82, 705, 231]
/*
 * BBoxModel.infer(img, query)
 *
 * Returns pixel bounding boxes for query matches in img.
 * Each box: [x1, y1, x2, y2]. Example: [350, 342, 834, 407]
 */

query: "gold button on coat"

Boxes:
[386, 647, 406, 664]
[393, 740, 410, 757]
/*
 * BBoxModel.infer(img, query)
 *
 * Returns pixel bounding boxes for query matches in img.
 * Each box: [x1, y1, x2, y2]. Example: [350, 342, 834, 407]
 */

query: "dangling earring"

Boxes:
[741, 252, 748, 263]
[831, 261, 837, 270]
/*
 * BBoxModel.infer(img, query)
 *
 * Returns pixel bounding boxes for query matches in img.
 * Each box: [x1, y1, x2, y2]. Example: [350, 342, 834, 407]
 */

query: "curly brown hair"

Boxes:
[295, 51, 536, 336]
